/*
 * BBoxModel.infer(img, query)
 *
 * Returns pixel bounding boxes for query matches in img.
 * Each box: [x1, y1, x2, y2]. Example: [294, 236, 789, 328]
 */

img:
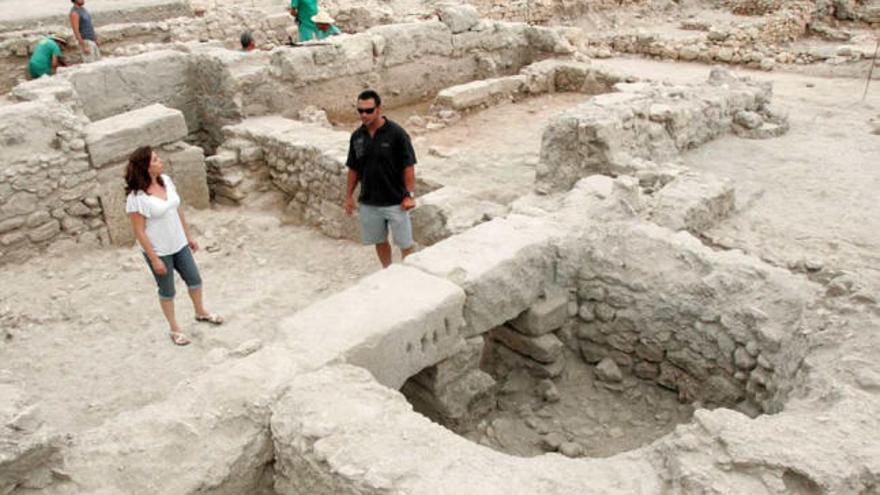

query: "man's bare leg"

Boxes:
[375, 241, 392, 268]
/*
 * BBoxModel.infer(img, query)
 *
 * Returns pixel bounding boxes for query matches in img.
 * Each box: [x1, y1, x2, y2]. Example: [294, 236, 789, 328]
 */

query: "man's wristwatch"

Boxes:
[405, 191, 415, 199]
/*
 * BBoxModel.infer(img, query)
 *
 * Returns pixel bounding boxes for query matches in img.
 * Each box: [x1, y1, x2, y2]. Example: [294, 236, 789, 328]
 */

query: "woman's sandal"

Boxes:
[169, 332, 191, 346]
[195, 313, 224, 325]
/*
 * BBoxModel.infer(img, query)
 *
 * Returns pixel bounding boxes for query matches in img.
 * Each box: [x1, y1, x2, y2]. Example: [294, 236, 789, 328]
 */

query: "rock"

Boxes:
[230, 339, 263, 358]
[437, 4, 480, 34]
[27, 220, 61, 243]
[491, 325, 563, 364]
[559, 441, 584, 458]
[537, 379, 560, 403]
[510, 286, 569, 336]
[634, 361, 660, 380]
[595, 357, 623, 383]
[494, 344, 565, 379]
[734, 111, 764, 130]
[84, 104, 189, 168]
[0, 385, 63, 493]
[650, 172, 735, 236]
[541, 432, 565, 452]
[413, 337, 484, 391]
[734, 347, 757, 371]
[403, 368, 496, 423]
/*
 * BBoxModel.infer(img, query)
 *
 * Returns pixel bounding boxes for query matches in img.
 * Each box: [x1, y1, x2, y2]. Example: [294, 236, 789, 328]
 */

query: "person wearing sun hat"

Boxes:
[310, 10, 341, 40]
[289, 0, 340, 41]
[27, 33, 68, 79]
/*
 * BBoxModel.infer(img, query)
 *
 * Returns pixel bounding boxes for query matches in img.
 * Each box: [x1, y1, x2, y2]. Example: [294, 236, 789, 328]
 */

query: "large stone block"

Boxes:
[161, 143, 210, 209]
[434, 75, 526, 111]
[438, 4, 480, 34]
[406, 214, 561, 337]
[403, 368, 496, 424]
[278, 265, 467, 390]
[0, 101, 77, 165]
[370, 21, 453, 67]
[412, 336, 485, 391]
[411, 186, 507, 246]
[63, 50, 193, 123]
[650, 171, 735, 235]
[85, 104, 189, 168]
[269, 33, 375, 85]
[96, 163, 132, 246]
[510, 285, 570, 336]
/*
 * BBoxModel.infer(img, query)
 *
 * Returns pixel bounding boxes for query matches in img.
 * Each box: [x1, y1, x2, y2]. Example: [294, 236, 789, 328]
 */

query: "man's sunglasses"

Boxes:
[356, 107, 377, 114]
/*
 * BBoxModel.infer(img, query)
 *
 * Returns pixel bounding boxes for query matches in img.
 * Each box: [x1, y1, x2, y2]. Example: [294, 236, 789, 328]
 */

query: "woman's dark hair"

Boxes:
[124, 145, 162, 194]
[357, 89, 381, 107]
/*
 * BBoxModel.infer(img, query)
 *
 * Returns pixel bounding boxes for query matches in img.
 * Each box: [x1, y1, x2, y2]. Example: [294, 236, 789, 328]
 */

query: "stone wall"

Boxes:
[0, 99, 108, 265]
[535, 69, 777, 193]
[210, 116, 357, 239]
[556, 221, 815, 412]
[1, 77, 210, 261]
[583, 2, 817, 69]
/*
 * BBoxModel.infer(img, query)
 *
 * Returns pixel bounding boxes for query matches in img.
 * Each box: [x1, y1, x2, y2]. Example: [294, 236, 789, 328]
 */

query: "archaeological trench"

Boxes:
[1, 0, 880, 493]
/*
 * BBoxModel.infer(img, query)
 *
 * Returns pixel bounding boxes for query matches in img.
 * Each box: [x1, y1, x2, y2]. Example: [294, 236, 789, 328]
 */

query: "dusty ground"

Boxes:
[1, 0, 879, 458]
[595, 57, 880, 289]
[0, 205, 379, 434]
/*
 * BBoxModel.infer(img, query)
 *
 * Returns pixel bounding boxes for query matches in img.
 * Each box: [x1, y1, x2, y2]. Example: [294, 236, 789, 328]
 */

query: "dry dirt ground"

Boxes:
[1, 54, 878, 456]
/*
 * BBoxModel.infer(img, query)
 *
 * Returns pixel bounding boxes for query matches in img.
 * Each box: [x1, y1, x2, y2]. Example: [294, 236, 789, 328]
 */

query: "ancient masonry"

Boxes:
[2, 3, 880, 495]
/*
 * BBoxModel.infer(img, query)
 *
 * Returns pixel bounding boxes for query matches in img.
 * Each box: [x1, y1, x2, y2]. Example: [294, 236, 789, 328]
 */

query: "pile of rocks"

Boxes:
[489, 286, 571, 379]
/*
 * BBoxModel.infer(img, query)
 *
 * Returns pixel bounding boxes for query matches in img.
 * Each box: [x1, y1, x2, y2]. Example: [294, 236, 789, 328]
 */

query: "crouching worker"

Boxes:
[28, 34, 67, 79]
[311, 10, 341, 40]
[125, 146, 224, 346]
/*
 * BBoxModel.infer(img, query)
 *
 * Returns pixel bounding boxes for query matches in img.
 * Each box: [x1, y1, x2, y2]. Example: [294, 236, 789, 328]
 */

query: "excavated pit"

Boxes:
[401, 237, 807, 459]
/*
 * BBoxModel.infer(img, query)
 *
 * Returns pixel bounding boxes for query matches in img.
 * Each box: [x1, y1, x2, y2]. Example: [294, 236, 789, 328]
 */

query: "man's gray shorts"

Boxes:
[358, 203, 413, 248]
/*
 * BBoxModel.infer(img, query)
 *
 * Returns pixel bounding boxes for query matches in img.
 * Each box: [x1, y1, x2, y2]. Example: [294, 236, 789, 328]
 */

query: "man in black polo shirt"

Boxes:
[344, 89, 417, 268]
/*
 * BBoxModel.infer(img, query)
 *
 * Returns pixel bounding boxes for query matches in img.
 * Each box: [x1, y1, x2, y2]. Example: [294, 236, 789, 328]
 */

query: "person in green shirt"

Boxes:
[289, 1, 340, 41]
[28, 34, 68, 79]
[311, 10, 342, 40]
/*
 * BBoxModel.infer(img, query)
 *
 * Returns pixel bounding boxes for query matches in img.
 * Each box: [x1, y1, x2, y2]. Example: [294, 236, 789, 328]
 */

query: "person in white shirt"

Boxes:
[125, 146, 223, 346]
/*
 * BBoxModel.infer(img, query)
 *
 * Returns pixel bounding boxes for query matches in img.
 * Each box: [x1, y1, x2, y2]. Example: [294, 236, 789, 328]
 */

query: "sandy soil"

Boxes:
[595, 57, 880, 288]
[0, 205, 379, 434]
[1, 17, 878, 458]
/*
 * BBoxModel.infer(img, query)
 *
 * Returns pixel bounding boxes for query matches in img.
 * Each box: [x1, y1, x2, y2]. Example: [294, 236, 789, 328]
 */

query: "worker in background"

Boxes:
[28, 34, 68, 79]
[70, 0, 101, 63]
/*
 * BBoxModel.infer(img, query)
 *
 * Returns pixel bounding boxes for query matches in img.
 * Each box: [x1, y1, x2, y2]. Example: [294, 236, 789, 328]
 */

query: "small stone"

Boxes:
[537, 379, 560, 403]
[594, 303, 616, 322]
[578, 303, 596, 322]
[541, 432, 565, 451]
[745, 341, 760, 357]
[595, 357, 623, 383]
[559, 442, 584, 458]
[734, 347, 757, 371]
[804, 258, 823, 272]
[734, 111, 764, 130]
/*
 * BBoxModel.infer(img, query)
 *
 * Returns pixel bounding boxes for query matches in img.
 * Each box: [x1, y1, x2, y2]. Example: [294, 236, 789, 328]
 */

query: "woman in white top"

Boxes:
[125, 146, 223, 346]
